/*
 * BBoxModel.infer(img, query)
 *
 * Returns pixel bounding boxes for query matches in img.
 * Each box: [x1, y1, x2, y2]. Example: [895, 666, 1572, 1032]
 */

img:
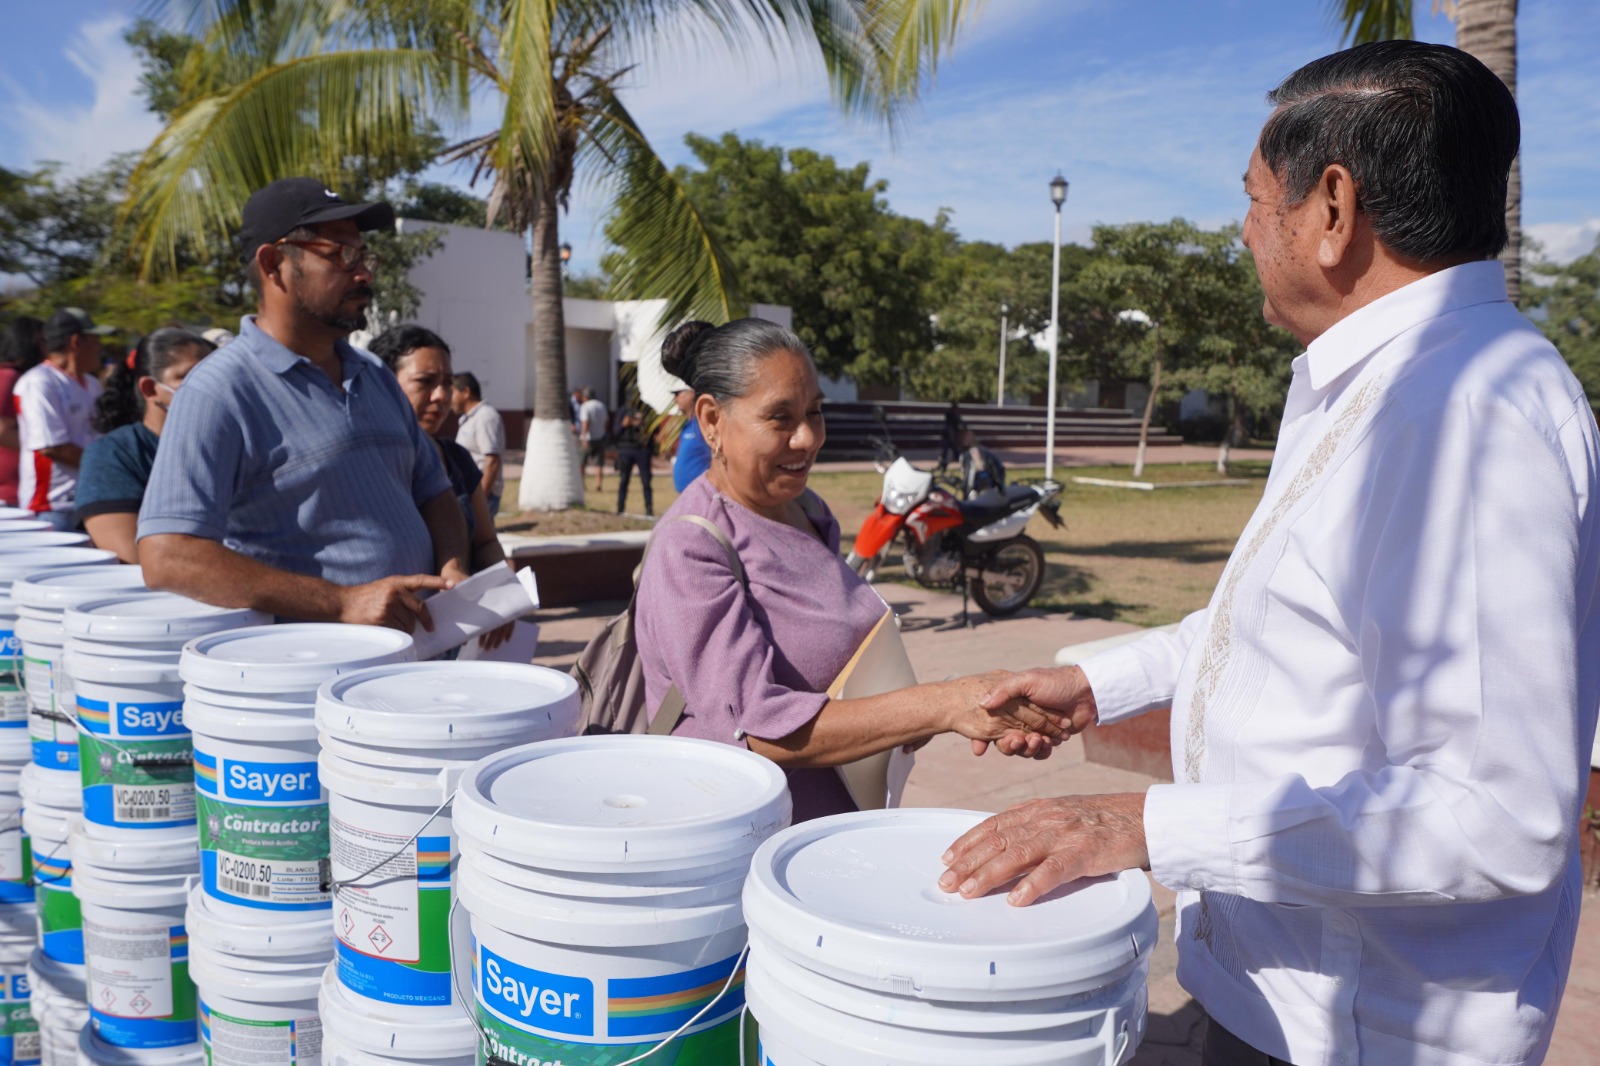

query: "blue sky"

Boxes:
[2, 0, 1596, 275]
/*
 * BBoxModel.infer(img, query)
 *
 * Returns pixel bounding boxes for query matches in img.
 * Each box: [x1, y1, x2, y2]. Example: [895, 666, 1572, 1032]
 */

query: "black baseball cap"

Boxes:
[238, 178, 396, 263]
[43, 307, 115, 352]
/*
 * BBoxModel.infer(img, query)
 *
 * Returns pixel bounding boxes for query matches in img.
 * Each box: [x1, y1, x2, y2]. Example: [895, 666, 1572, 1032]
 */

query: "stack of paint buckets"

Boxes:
[14, 564, 152, 1065]
[61, 593, 268, 1065]
[741, 809, 1159, 1066]
[314, 662, 584, 1065]
[0, 547, 119, 1065]
[451, 735, 791, 1066]
[174, 623, 417, 1066]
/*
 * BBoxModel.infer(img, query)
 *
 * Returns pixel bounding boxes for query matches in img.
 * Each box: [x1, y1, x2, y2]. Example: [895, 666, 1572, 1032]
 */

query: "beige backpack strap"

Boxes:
[650, 685, 686, 736]
[672, 514, 747, 588]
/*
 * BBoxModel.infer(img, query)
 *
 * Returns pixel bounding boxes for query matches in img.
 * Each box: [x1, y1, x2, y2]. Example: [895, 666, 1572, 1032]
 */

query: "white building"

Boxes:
[395, 220, 798, 420]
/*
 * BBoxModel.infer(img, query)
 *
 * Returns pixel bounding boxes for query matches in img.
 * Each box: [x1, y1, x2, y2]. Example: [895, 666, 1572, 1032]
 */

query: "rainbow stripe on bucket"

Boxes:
[606, 953, 745, 1038]
[193, 751, 218, 793]
[417, 839, 451, 887]
[75, 701, 110, 731]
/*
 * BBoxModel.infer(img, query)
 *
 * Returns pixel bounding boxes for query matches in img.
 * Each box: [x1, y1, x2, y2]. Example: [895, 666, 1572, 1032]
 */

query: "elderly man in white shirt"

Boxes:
[941, 40, 1600, 1066]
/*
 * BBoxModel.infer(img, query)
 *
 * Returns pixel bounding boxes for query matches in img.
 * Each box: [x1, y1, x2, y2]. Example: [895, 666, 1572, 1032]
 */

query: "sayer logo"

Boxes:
[479, 946, 593, 1038]
[10, 972, 27, 1000]
[225, 760, 319, 803]
[116, 702, 184, 737]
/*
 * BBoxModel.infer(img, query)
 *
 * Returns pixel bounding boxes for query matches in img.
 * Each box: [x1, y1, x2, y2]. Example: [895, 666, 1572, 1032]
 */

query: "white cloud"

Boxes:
[1527, 219, 1600, 265]
[0, 15, 162, 173]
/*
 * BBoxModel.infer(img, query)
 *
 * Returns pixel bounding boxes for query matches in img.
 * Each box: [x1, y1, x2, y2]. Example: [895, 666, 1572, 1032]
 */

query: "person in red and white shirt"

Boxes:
[17, 308, 109, 529]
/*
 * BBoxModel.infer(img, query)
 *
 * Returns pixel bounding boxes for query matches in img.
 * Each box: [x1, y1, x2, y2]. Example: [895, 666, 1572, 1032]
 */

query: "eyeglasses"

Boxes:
[276, 238, 380, 273]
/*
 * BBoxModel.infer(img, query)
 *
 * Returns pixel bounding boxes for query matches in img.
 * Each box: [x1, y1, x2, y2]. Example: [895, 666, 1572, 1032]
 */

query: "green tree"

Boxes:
[126, 0, 985, 511]
[614, 132, 942, 385]
[1330, 0, 1522, 303]
[1526, 238, 1600, 415]
[1071, 220, 1294, 474]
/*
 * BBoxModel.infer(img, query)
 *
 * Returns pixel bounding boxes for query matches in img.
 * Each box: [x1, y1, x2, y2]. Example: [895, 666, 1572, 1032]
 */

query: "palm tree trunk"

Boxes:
[1133, 355, 1162, 479]
[518, 178, 586, 511]
[1456, 0, 1520, 305]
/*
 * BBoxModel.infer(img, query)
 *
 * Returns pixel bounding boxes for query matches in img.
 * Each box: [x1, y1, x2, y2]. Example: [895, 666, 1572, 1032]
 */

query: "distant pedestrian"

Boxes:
[18, 308, 113, 529]
[956, 425, 1005, 498]
[77, 328, 215, 562]
[451, 372, 506, 517]
[938, 401, 964, 469]
[663, 320, 715, 491]
[613, 401, 654, 517]
[577, 387, 609, 492]
[0, 317, 46, 507]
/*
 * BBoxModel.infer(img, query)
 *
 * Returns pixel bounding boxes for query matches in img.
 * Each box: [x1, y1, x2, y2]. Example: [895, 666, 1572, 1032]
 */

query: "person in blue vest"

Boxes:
[665, 320, 714, 492]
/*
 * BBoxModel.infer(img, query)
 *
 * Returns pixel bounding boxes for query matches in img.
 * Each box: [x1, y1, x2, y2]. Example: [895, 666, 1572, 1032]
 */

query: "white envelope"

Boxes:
[411, 565, 540, 660]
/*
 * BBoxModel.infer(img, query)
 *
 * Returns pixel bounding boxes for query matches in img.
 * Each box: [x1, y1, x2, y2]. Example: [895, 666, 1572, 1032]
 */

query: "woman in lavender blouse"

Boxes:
[635, 319, 1061, 822]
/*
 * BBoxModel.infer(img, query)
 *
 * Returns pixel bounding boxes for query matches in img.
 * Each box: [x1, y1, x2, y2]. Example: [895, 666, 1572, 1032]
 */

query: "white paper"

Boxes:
[457, 620, 540, 664]
[411, 565, 538, 660]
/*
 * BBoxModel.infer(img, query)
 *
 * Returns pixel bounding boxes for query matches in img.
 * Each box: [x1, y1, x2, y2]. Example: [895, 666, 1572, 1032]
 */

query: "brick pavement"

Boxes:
[533, 584, 1600, 1063]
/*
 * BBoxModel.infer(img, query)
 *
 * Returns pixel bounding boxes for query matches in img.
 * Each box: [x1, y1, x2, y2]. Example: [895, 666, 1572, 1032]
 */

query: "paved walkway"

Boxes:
[532, 584, 1599, 1062]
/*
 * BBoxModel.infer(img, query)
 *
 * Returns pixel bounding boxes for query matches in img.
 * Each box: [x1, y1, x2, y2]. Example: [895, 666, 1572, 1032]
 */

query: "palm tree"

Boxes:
[126, 0, 987, 509]
[1330, 0, 1521, 304]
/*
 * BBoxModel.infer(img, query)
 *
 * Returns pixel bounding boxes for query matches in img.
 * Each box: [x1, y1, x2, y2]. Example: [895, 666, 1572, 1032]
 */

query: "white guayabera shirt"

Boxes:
[1082, 261, 1600, 1066]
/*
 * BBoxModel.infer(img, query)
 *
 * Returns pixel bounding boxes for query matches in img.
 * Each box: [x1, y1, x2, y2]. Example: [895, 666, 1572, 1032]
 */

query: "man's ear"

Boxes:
[255, 243, 286, 291]
[1316, 163, 1360, 269]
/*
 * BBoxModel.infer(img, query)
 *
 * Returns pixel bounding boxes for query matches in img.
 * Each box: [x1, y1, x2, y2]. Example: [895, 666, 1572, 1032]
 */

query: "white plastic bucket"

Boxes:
[0, 534, 91, 551]
[0, 520, 52, 534]
[453, 735, 791, 1065]
[316, 963, 474, 1065]
[742, 809, 1158, 1066]
[190, 943, 321, 1066]
[15, 567, 150, 774]
[21, 763, 83, 965]
[0, 931, 41, 1065]
[314, 662, 580, 1018]
[75, 1027, 202, 1065]
[0, 552, 116, 757]
[0, 756, 33, 908]
[179, 624, 414, 921]
[71, 829, 199, 1051]
[29, 948, 88, 1066]
[64, 596, 266, 836]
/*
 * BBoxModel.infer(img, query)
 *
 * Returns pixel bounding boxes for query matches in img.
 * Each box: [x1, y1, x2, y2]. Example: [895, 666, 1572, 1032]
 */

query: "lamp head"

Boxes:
[559, 242, 573, 264]
[1049, 173, 1069, 207]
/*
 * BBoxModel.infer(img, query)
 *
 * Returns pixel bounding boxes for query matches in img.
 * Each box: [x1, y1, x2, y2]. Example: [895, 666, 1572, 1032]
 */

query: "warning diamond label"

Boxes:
[368, 925, 393, 954]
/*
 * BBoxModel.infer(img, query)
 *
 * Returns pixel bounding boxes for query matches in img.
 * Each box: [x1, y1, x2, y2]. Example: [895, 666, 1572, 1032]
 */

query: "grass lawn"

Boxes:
[500, 460, 1270, 626]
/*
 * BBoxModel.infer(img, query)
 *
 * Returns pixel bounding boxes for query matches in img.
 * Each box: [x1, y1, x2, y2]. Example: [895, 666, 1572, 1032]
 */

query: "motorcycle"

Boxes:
[846, 447, 1064, 617]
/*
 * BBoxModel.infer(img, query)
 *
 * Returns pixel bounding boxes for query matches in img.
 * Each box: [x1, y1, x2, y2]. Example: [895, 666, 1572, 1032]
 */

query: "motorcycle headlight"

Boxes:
[884, 488, 918, 515]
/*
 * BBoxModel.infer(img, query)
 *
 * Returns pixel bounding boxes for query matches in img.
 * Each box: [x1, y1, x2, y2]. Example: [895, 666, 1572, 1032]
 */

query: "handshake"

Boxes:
[927, 666, 1099, 760]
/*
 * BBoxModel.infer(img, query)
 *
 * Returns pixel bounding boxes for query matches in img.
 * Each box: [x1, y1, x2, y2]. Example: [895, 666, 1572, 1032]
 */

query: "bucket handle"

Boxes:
[322, 789, 456, 893]
[1103, 1008, 1133, 1066]
[448, 892, 752, 1066]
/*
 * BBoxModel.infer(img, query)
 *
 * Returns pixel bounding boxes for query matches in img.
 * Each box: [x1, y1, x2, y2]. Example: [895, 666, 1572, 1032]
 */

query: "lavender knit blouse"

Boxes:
[635, 477, 889, 822]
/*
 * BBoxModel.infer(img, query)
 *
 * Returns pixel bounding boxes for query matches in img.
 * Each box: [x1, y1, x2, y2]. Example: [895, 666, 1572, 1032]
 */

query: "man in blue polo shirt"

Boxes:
[138, 178, 471, 631]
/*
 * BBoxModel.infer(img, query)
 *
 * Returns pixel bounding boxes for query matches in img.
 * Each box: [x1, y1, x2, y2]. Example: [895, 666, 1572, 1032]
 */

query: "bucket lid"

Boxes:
[316, 662, 579, 747]
[180, 623, 414, 690]
[0, 531, 90, 551]
[29, 946, 87, 991]
[453, 736, 790, 872]
[317, 962, 477, 1056]
[71, 826, 199, 871]
[0, 519, 52, 533]
[184, 882, 335, 958]
[65, 593, 267, 642]
[0, 507, 33, 520]
[742, 809, 1158, 1002]
[0, 548, 116, 587]
[14, 566, 149, 611]
[19, 762, 81, 811]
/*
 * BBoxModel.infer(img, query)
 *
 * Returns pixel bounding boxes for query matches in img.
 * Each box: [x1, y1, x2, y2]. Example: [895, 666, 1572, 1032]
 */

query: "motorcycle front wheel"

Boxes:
[972, 536, 1045, 616]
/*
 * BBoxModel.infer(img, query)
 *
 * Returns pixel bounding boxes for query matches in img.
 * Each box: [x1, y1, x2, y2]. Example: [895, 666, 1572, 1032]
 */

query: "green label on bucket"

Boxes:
[201, 999, 322, 1065]
[80, 733, 196, 829]
[474, 947, 746, 1064]
[36, 875, 83, 965]
[197, 794, 331, 911]
[0, 829, 33, 905]
[476, 1011, 741, 1066]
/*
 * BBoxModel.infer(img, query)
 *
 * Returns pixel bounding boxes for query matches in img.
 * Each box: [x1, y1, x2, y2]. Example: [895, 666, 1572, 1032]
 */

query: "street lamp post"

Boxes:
[1045, 173, 1068, 482]
[997, 302, 1009, 407]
